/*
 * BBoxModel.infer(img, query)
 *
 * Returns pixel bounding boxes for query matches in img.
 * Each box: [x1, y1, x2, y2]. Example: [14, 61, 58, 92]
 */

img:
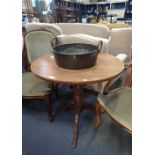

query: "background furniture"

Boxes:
[107, 14, 118, 23]
[25, 22, 131, 93]
[25, 22, 132, 63]
[31, 52, 124, 147]
[22, 30, 57, 122]
[23, 0, 131, 23]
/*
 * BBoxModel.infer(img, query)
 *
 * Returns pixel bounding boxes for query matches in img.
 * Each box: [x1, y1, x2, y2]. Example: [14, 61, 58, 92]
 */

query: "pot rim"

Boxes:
[52, 43, 98, 56]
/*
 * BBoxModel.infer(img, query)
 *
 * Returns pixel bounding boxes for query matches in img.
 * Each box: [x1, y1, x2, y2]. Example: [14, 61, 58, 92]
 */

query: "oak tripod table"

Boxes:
[31, 53, 124, 147]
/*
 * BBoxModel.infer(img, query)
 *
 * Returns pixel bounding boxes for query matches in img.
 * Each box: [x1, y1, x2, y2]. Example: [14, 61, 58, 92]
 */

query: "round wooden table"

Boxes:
[31, 53, 124, 147]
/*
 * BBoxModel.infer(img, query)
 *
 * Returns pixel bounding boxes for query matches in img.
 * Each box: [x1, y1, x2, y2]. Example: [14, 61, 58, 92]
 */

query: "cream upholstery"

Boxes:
[97, 88, 132, 132]
[116, 53, 127, 62]
[109, 27, 132, 63]
[25, 22, 63, 36]
[56, 23, 110, 39]
[22, 72, 51, 96]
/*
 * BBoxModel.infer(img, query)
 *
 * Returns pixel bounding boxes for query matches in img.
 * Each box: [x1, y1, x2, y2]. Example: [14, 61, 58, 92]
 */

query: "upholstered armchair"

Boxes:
[22, 29, 57, 122]
[95, 58, 132, 133]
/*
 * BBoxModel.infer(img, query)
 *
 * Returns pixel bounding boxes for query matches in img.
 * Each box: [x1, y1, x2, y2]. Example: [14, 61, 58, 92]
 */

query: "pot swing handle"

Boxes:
[97, 41, 103, 53]
[51, 37, 58, 48]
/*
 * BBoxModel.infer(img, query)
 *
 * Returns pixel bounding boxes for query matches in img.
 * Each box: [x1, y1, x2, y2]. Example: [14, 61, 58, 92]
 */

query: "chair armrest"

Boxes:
[116, 53, 127, 62]
[103, 54, 127, 94]
[103, 75, 121, 94]
[103, 62, 132, 94]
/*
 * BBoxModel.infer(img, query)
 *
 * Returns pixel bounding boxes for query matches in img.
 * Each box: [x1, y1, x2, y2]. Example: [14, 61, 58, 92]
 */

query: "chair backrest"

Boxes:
[24, 30, 56, 66]
[109, 27, 132, 63]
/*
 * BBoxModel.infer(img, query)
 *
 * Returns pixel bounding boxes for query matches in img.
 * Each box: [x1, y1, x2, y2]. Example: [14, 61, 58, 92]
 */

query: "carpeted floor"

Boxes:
[22, 84, 132, 155]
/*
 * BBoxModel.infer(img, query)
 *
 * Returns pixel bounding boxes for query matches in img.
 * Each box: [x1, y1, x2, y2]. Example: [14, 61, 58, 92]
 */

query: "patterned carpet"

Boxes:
[22, 84, 132, 155]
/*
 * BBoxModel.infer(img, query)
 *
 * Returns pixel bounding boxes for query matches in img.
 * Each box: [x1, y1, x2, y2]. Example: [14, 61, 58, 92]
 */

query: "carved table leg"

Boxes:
[72, 105, 81, 148]
[72, 85, 83, 148]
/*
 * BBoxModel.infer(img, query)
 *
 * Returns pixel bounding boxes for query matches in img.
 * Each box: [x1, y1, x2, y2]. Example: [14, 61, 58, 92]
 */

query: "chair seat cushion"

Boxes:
[98, 88, 132, 131]
[22, 72, 51, 96]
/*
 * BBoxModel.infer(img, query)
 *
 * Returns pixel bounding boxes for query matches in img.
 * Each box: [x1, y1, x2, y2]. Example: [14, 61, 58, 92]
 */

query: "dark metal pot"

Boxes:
[51, 39, 102, 69]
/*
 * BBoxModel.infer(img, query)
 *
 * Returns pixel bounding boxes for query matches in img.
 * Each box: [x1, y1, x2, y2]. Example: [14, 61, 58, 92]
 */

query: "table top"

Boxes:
[31, 53, 124, 85]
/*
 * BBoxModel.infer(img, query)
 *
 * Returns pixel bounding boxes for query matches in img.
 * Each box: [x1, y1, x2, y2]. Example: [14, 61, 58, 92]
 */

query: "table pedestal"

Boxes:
[72, 85, 96, 148]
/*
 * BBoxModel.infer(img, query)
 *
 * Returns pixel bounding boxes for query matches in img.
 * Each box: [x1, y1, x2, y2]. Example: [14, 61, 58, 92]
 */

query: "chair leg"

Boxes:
[44, 94, 54, 122]
[51, 83, 59, 99]
[95, 101, 102, 128]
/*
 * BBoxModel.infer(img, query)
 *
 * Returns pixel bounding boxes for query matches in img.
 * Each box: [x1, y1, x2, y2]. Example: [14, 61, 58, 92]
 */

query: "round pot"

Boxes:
[51, 40, 102, 69]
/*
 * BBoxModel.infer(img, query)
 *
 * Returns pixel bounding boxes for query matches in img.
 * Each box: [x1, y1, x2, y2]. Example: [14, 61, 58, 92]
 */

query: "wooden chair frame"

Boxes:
[22, 29, 57, 122]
